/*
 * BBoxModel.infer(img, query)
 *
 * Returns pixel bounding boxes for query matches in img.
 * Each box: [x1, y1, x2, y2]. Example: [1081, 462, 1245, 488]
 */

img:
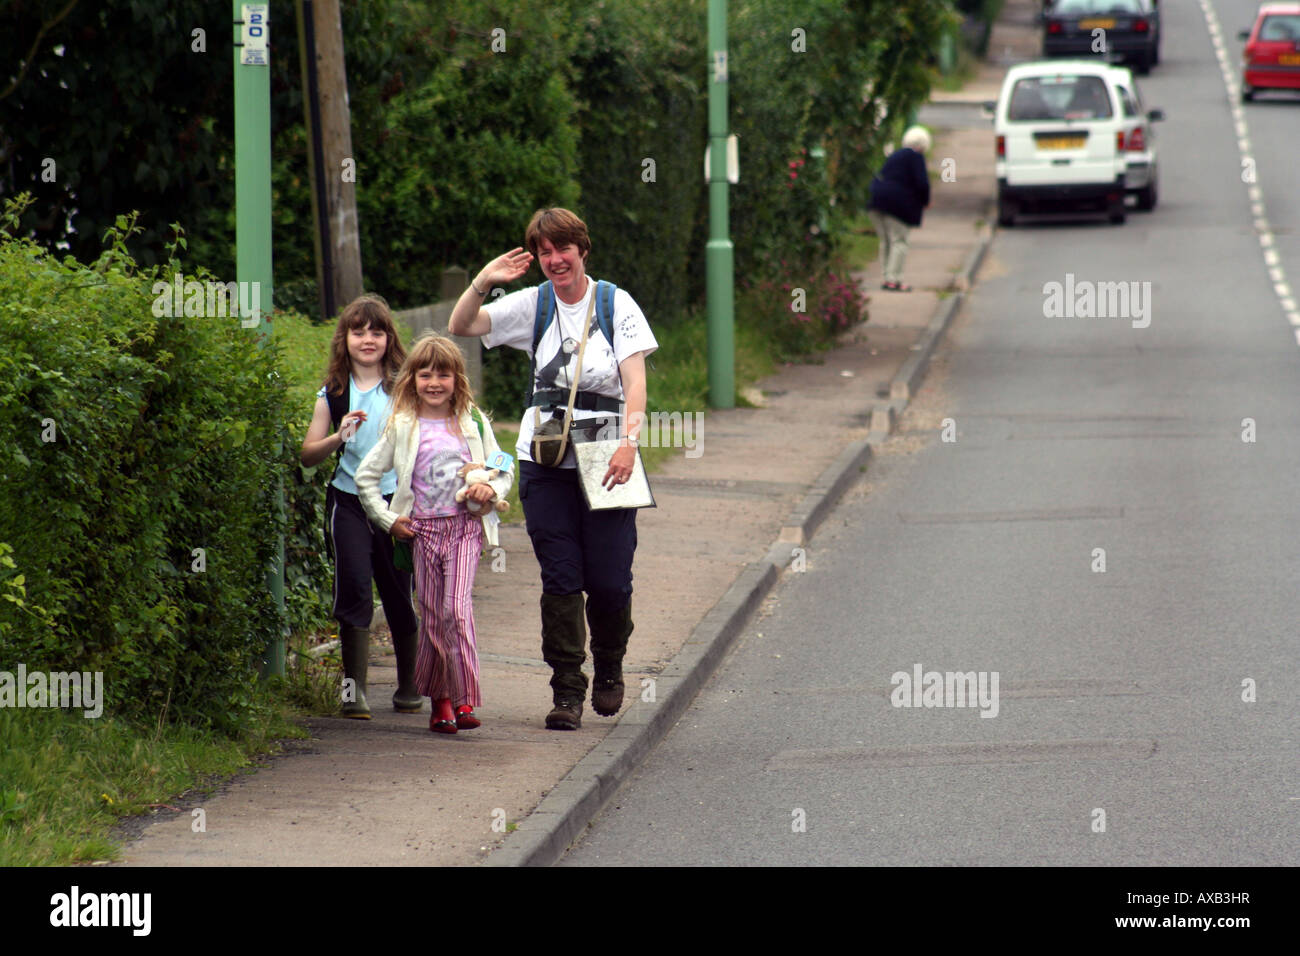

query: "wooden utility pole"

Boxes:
[296, 0, 363, 321]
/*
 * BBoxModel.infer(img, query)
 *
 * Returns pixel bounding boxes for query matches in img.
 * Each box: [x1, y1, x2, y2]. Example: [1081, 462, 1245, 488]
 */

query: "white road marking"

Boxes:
[1198, 0, 1296, 344]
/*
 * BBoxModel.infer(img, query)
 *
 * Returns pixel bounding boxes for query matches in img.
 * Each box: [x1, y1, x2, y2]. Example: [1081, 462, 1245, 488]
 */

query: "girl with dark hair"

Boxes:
[300, 294, 420, 719]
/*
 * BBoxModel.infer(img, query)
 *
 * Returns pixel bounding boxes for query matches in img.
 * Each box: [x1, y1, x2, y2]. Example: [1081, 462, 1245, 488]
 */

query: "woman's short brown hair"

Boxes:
[524, 208, 591, 260]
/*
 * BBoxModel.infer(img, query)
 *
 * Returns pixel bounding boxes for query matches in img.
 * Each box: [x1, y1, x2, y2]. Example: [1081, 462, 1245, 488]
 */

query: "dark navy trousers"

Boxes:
[518, 461, 636, 613]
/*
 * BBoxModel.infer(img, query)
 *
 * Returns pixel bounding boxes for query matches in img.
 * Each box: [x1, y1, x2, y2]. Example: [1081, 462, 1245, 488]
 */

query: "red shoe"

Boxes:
[455, 705, 481, 730]
[429, 698, 457, 734]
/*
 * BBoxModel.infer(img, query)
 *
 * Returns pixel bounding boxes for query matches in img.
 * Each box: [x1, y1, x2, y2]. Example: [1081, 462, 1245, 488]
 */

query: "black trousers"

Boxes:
[327, 486, 418, 635]
[519, 461, 636, 608]
[520, 461, 636, 693]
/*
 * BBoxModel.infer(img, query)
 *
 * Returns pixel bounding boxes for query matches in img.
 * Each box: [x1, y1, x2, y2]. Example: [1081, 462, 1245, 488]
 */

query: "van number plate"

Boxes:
[1037, 135, 1087, 150]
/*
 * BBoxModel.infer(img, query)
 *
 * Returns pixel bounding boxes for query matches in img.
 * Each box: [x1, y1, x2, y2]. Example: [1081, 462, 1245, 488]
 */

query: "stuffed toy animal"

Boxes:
[455, 462, 509, 514]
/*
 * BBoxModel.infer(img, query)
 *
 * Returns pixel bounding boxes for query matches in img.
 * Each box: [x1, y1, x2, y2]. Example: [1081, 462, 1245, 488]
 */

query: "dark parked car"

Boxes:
[1043, 0, 1161, 75]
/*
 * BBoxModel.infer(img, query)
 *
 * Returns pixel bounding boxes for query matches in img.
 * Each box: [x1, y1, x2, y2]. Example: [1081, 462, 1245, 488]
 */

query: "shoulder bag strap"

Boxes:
[533, 288, 596, 452]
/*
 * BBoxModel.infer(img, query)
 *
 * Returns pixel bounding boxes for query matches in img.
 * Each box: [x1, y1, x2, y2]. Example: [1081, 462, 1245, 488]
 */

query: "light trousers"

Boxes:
[870, 210, 912, 284]
[409, 512, 483, 708]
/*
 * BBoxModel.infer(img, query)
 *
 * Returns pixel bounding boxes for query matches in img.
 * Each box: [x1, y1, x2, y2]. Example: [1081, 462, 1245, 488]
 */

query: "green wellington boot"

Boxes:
[339, 624, 372, 719]
[391, 628, 423, 713]
[588, 598, 633, 717]
[540, 593, 588, 730]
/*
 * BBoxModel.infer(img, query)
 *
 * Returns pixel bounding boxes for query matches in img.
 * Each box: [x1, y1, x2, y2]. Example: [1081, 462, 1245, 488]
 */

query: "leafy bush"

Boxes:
[0, 200, 286, 733]
[737, 252, 868, 356]
[569, 0, 708, 326]
[729, 0, 954, 282]
[347, 0, 583, 309]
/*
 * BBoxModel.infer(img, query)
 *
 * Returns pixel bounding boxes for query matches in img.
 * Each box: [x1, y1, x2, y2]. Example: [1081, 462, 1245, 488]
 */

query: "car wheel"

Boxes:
[1108, 197, 1127, 224]
[1152, 43, 1160, 66]
[1241, 86, 1254, 102]
[1135, 53, 1151, 76]
[1136, 179, 1157, 212]
[997, 195, 1017, 227]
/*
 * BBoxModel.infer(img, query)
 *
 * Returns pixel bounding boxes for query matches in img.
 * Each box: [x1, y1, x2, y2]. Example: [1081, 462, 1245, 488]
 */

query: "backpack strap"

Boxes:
[325, 383, 350, 478]
[525, 280, 556, 411]
[326, 384, 350, 434]
[595, 279, 617, 346]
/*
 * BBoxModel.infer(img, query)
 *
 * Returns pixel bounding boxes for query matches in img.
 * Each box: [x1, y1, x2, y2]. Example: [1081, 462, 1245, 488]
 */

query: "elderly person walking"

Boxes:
[868, 126, 932, 292]
[448, 208, 658, 730]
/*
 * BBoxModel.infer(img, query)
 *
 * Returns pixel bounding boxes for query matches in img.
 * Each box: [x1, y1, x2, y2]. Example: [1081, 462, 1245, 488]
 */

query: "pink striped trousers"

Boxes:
[409, 513, 483, 708]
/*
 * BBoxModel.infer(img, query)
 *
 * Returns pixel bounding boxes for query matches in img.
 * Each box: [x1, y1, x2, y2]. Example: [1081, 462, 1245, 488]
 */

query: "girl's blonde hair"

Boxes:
[324, 294, 407, 396]
[389, 333, 477, 430]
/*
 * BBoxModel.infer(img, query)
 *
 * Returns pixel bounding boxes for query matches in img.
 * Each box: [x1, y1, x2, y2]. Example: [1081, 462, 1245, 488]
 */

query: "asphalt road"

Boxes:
[560, 0, 1298, 866]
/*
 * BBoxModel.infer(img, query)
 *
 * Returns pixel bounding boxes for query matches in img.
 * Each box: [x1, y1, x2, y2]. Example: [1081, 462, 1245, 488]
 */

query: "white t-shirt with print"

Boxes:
[483, 278, 657, 467]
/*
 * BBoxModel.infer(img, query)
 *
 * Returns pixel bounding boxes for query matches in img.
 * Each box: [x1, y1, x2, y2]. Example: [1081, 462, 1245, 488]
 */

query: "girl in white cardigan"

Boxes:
[355, 334, 513, 733]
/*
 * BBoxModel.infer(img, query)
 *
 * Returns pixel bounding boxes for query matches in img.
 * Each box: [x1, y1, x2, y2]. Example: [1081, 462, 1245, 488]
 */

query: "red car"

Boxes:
[1239, 3, 1300, 101]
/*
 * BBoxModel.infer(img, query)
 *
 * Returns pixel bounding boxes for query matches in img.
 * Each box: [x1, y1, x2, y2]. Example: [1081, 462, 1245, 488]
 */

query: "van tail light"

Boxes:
[1134, 18, 1149, 32]
[1116, 130, 1125, 151]
[1127, 126, 1145, 151]
[997, 134, 1005, 158]
[1047, 21, 1063, 34]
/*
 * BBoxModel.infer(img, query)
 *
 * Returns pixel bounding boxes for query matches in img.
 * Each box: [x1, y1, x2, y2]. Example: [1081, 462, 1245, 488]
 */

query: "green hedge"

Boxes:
[0, 205, 286, 733]
[351, 1, 584, 308]
[569, 0, 708, 325]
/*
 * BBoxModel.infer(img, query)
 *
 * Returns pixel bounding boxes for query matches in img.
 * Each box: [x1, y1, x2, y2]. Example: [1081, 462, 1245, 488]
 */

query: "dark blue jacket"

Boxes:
[869, 147, 930, 227]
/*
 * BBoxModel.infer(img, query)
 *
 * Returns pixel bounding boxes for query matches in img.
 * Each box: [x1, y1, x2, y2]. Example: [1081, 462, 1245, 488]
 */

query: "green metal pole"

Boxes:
[706, 0, 734, 409]
[233, 2, 285, 677]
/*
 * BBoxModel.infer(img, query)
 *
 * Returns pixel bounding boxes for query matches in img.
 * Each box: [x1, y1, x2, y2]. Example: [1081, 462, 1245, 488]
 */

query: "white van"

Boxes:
[989, 60, 1136, 225]
[1107, 65, 1164, 211]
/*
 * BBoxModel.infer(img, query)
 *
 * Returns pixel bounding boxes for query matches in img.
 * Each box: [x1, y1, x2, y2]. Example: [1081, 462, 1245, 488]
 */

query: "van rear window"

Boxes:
[1054, 0, 1143, 12]
[1007, 75, 1114, 121]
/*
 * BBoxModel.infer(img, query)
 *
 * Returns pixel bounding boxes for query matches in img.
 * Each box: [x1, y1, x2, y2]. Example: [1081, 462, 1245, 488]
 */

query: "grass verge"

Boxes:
[0, 699, 306, 866]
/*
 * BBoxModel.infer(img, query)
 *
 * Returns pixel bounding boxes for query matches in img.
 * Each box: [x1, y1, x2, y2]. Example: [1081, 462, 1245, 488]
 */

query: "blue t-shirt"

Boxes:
[316, 377, 397, 496]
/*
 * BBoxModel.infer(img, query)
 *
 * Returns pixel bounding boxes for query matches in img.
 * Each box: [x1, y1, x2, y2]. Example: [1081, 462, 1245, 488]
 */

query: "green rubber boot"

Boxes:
[588, 598, 633, 717]
[339, 625, 372, 719]
[391, 628, 423, 713]
[540, 593, 588, 729]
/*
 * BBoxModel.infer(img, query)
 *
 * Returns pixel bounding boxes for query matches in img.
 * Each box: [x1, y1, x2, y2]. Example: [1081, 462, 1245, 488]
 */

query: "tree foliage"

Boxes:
[3, 0, 951, 312]
[0, 0, 238, 266]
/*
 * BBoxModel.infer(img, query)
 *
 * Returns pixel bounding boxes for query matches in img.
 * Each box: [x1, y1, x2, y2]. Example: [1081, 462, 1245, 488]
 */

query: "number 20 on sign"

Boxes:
[240, 4, 269, 66]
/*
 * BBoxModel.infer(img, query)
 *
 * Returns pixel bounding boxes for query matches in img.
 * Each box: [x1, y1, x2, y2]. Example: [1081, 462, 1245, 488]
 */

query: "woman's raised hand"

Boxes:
[481, 248, 534, 287]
